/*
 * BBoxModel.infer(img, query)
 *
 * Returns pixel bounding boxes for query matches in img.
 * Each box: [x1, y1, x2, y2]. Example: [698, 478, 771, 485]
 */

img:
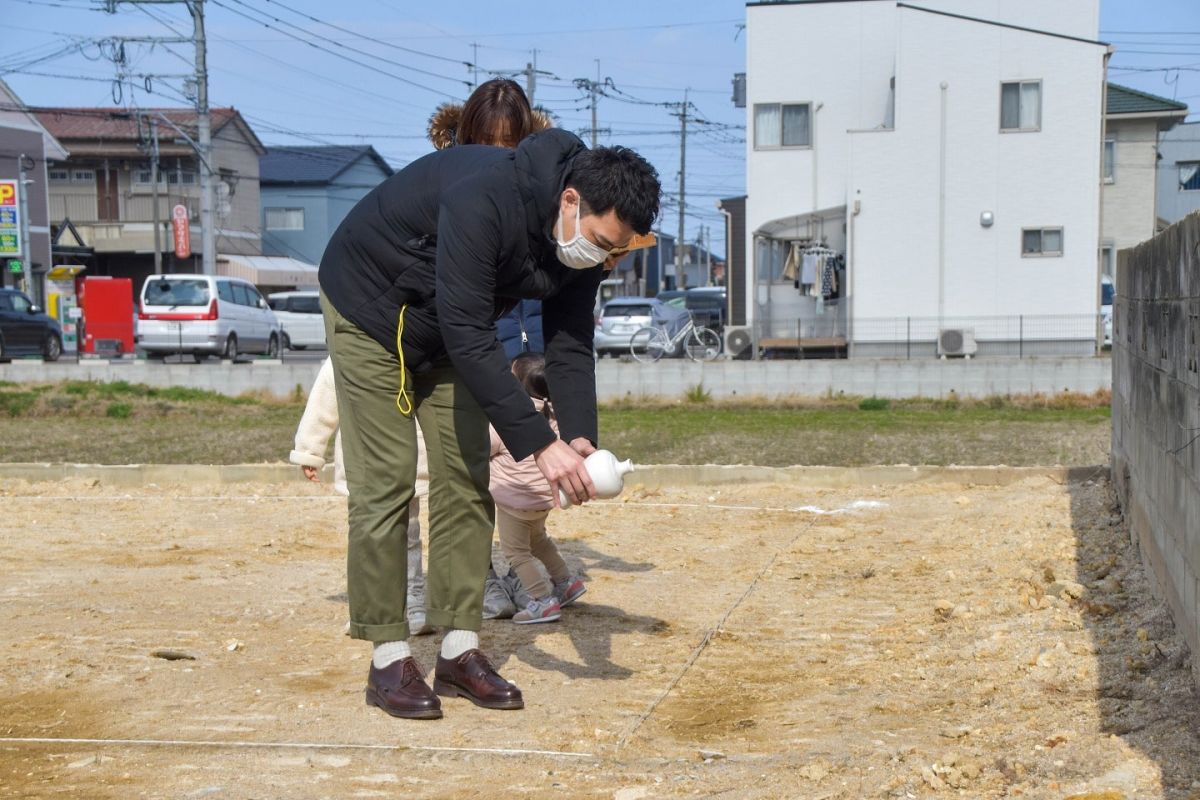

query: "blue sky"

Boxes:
[2, 0, 1197, 255]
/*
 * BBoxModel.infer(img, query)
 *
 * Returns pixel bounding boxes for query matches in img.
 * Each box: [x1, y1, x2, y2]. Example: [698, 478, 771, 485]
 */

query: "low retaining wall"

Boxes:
[0, 356, 1112, 401]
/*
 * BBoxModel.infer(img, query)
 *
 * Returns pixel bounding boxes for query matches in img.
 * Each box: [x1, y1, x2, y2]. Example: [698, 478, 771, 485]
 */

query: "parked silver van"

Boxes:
[138, 274, 282, 362]
[267, 290, 325, 350]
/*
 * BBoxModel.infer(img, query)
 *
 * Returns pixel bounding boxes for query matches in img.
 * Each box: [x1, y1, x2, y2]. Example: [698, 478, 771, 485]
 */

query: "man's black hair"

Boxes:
[566, 146, 661, 235]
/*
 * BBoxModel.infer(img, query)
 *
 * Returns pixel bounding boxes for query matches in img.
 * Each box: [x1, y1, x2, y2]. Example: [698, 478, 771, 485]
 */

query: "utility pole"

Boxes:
[191, 0, 214, 275]
[591, 60, 601, 148]
[524, 49, 538, 104]
[572, 68, 610, 148]
[490, 52, 554, 106]
[675, 89, 688, 290]
[17, 156, 32, 298]
[150, 117, 162, 274]
[105, 0, 213, 275]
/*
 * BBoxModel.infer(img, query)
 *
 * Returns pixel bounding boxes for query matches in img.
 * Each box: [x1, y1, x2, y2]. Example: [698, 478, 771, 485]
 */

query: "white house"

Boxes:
[737, 0, 1108, 358]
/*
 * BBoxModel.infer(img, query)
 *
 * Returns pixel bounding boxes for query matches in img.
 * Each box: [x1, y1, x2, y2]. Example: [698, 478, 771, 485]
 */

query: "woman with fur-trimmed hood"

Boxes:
[427, 94, 555, 151]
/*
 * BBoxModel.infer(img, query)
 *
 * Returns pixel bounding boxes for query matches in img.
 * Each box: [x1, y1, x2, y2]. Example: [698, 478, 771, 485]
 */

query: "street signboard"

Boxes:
[172, 204, 191, 259]
[0, 180, 20, 258]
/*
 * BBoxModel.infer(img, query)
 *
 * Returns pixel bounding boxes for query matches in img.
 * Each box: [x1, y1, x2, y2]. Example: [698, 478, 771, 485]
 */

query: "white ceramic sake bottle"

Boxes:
[558, 449, 634, 508]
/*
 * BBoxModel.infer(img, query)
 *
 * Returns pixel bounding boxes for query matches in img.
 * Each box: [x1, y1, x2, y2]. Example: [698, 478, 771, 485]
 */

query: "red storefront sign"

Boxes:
[172, 204, 191, 259]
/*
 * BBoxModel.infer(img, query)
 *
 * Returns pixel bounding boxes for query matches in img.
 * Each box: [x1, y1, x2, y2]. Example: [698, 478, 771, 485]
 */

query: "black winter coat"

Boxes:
[318, 129, 603, 462]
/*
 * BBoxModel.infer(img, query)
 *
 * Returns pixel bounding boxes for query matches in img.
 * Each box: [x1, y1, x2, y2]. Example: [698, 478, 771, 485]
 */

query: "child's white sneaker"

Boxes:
[512, 596, 562, 624]
[553, 576, 587, 607]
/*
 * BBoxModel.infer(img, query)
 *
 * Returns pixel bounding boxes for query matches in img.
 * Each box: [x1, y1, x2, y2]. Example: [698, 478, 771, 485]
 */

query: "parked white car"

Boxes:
[268, 290, 325, 350]
[137, 274, 282, 362]
[1101, 276, 1114, 347]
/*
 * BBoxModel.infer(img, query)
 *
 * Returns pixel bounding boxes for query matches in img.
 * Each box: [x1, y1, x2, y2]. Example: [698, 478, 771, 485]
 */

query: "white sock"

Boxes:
[440, 629, 479, 660]
[372, 640, 411, 669]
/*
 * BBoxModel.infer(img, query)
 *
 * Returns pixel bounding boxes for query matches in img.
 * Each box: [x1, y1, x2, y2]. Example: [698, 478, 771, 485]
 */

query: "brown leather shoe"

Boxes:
[433, 649, 524, 710]
[365, 657, 442, 720]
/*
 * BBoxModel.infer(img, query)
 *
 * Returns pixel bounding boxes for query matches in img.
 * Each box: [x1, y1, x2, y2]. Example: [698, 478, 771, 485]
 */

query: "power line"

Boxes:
[136, 5, 432, 114]
[209, 0, 467, 96]
[376, 18, 743, 40]
[1, 0, 99, 8]
[260, 0, 469, 67]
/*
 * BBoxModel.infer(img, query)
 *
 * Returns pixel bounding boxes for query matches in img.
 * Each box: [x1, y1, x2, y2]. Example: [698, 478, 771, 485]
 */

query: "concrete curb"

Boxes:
[0, 462, 1108, 489]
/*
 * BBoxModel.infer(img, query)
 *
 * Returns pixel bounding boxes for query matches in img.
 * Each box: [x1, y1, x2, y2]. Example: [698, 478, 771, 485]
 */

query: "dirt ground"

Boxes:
[2, 473, 1199, 799]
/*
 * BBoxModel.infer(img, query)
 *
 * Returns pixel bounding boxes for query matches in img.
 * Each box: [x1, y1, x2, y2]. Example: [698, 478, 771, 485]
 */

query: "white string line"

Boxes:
[615, 513, 822, 751]
[0, 498, 885, 515]
[0, 496, 346, 501]
[611, 500, 887, 514]
[0, 736, 595, 759]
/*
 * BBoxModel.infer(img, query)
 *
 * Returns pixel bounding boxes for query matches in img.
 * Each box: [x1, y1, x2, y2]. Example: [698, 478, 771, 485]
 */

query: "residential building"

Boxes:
[1101, 84, 1188, 277]
[740, 0, 1108, 357]
[33, 106, 265, 292]
[1156, 120, 1200, 228]
[0, 80, 68, 304]
[258, 145, 393, 266]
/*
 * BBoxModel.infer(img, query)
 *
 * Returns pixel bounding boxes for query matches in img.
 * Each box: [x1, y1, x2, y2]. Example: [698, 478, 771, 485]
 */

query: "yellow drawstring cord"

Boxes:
[395, 304, 413, 417]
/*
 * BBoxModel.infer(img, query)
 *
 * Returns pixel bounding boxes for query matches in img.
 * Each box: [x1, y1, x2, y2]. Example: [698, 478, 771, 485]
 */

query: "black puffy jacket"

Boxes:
[318, 129, 603, 461]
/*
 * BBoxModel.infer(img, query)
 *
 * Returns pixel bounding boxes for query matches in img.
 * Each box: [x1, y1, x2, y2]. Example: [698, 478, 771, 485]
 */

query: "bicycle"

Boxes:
[629, 314, 722, 363]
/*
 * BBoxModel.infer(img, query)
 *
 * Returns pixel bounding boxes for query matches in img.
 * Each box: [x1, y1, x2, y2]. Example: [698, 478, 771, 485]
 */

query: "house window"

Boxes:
[754, 103, 811, 149]
[1000, 80, 1041, 131]
[265, 207, 305, 230]
[133, 167, 196, 189]
[1022, 227, 1063, 257]
[48, 169, 70, 183]
[1181, 162, 1200, 192]
[71, 169, 95, 184]
[1103, 139, 1115, 183]
[1101, 244, 1114, 278]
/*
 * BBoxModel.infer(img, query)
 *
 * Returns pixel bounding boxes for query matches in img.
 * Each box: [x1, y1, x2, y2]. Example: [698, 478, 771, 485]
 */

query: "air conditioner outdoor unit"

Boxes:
[724, 326, 755, 359]
[937, 327, 977, 359]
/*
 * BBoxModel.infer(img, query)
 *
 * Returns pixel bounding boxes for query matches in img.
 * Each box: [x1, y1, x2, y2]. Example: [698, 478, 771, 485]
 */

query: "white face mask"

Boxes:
[554, 202, 609, 270]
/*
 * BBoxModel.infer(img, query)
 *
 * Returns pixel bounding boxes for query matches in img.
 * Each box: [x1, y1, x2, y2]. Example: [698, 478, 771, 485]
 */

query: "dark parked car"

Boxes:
[656, 287, 727, 332]
[0, 289, 62, 361]
[683, 287, 727, 332]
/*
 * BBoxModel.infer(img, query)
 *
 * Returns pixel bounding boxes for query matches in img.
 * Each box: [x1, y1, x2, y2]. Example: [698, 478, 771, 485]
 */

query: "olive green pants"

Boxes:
[322, 293, 494, 641]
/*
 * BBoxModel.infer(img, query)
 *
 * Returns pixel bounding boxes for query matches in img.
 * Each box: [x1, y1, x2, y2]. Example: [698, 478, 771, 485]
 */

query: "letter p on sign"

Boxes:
[0, 183, 15, 206]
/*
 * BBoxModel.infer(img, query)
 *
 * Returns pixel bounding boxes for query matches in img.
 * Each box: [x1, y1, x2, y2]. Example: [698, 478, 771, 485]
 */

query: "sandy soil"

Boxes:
[1, 474, 1198, 799]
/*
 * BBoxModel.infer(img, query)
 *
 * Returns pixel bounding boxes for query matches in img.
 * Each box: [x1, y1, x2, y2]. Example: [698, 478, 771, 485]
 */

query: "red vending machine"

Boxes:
[77, 276, 135, 356]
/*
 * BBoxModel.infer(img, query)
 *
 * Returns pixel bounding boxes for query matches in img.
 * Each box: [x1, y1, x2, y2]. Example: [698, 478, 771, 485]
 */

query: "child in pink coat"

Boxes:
[489, 353, 586, 624]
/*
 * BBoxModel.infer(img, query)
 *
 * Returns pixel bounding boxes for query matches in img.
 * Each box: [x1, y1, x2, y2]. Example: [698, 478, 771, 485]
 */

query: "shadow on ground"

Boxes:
[1070, 476, 1200, 798]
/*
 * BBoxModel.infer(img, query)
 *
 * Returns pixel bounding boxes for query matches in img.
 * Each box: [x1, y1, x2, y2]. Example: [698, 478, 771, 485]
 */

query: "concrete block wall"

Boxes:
[0, 356, 1112, 402]
[1111, 211, 1200, 681]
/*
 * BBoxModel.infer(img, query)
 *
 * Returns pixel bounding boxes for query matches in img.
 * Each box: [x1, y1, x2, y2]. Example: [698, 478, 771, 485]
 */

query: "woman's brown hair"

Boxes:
[457, 78, 533, 148]
[429, 80, 554, 150]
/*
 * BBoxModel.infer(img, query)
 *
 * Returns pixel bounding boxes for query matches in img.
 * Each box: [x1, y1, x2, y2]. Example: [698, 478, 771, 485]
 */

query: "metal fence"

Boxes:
[743, 313, 1104, 359]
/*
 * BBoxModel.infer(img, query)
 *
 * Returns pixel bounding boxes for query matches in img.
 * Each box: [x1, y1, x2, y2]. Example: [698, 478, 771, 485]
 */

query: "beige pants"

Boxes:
[496, 505, 568, 600]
